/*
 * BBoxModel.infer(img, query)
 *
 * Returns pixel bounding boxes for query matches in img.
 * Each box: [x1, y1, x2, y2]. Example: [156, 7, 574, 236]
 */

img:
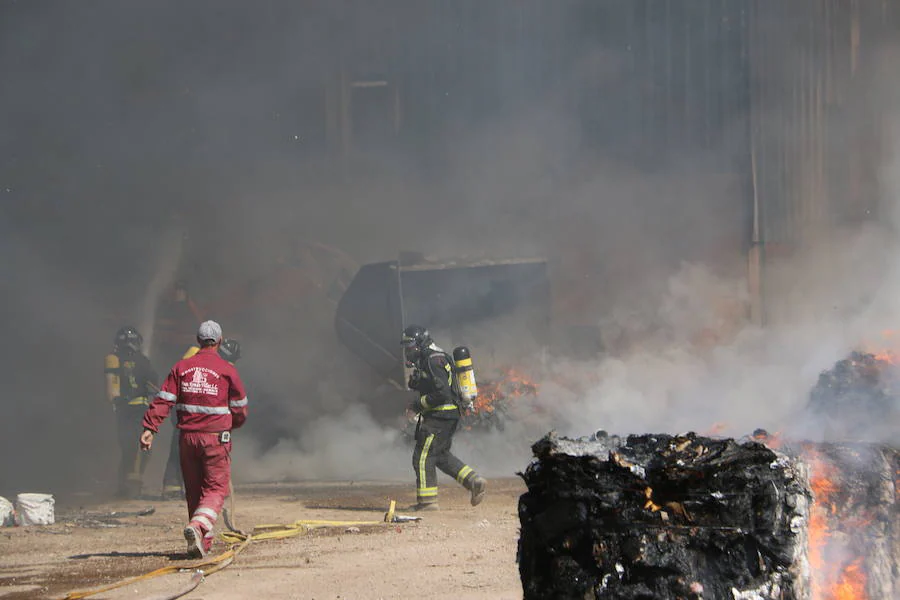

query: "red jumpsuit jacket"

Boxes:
[142, 347, 248, 433]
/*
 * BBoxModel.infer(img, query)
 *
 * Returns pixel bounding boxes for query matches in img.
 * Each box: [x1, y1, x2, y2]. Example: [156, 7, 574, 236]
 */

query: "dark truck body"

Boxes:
[335, 256, 552, 389]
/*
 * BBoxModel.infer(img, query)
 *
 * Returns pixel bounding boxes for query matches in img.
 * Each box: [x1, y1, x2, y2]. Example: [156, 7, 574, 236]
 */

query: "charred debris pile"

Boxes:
[807, 350, 900, 441]
[517, 431, 811, 599]
[517, 431, 900, 599]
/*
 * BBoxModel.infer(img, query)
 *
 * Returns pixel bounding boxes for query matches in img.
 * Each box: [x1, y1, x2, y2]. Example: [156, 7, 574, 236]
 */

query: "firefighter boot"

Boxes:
[183, 524, 207, 558]
[466, 475, 487, 507]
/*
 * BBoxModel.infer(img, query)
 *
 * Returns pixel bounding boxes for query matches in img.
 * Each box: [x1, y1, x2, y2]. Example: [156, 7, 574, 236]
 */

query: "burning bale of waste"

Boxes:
[517, 431, 900, 599]
[517, 431, 812, 599]
[806, 351, 900, 443]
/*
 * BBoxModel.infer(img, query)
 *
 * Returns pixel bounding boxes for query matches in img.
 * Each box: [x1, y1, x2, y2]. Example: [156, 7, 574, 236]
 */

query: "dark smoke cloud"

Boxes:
[4, 1, 884, 497]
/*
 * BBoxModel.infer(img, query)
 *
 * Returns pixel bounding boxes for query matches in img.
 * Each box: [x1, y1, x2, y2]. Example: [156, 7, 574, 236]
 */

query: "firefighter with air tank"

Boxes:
[402, 325, 486, 511]
[105, 326, 159, 499]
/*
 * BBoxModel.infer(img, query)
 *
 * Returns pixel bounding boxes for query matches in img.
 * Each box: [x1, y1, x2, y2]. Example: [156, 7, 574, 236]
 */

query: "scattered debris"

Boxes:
[389, 515, 422, 523]
[57, 507, 156, 529]
[99, 507, 156, 518]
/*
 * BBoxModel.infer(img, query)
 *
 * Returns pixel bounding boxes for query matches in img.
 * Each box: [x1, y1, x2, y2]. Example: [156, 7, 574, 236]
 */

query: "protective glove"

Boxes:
[407, 370, 423, 391]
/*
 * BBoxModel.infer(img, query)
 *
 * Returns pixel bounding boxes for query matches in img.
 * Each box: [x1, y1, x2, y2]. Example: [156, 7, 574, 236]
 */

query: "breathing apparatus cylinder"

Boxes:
[452, 346, 478, 404]
[105, 354, 121, 403]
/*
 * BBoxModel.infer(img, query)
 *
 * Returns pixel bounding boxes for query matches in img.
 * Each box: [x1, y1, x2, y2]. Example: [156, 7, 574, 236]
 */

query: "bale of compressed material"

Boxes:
[517, 431, 812, 600]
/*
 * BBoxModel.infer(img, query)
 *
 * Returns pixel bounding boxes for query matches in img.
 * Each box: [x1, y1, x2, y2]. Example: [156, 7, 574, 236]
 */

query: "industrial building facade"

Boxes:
[294, 0, 897, 324]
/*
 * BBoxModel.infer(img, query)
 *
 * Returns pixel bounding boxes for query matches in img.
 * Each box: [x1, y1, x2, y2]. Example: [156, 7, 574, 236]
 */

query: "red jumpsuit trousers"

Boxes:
[180, 431, 231, 551]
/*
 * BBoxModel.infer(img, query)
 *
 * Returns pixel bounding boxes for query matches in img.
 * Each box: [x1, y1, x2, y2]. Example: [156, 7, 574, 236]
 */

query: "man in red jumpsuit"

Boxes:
[139, 320, 248, 558]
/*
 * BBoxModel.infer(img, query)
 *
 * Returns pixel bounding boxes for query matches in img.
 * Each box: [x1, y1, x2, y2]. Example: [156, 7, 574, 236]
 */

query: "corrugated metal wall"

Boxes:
[745, 0, 897, 322]
[318, 1, 896, 297]
[330, 0, 752, 171]
[749, 0, 891, 250]
[322, 0, 894, 225]
[606, 0, 750, 167]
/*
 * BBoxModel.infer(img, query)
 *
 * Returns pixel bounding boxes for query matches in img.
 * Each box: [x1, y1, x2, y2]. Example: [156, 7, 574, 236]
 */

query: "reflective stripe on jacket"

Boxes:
[142, 347, 248, 434]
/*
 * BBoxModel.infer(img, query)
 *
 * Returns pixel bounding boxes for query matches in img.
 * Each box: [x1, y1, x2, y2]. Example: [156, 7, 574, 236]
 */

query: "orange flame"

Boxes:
[804, 447, 869, 600]
[705, 422, 729, 436]
[715, 436, 867, 597]
[471, 367, 539, 415]
[869, 347, 897, 364]
[833, 559, 866, 600]
[862, 329, 900, 365]
[752, 429, 783, 449]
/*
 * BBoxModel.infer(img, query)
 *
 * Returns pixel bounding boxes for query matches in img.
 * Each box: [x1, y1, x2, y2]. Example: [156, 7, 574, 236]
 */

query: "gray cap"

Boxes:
[197, 320, 223, 342]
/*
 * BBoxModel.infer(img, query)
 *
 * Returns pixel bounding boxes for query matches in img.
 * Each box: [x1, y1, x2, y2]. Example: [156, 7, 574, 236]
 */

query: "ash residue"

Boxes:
[530, 430, 627, 462]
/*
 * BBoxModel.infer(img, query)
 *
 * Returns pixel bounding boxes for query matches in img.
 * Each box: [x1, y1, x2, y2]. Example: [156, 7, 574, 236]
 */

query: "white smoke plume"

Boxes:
[231, 404, 409, 482]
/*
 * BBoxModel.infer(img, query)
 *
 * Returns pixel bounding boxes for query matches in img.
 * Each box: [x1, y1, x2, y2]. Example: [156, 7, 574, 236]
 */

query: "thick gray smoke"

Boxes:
[1, 1, 896, 498]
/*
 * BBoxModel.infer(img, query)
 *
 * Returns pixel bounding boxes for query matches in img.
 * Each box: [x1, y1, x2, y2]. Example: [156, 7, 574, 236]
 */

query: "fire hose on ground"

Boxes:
[63, 499, 412, 600]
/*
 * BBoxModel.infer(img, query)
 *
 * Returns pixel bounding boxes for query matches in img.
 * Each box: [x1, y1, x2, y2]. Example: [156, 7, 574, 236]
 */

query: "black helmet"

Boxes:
[114, 326, 143, 354]
[401, 325, 432, 367]
[218, 338, 242, 363]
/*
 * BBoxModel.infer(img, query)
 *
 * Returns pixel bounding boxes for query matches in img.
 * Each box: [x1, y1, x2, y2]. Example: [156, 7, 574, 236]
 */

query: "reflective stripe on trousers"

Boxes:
[417, 434, 436, 500]
[412, 416, 469, 503]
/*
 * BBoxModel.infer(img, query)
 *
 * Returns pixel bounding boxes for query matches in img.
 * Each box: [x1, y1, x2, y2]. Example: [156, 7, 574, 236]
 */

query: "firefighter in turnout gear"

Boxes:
[105, 326, 159, 499]
[402, 325, 487, 511]
[161, 338, 243, 500]
[141, 321, 248, 558]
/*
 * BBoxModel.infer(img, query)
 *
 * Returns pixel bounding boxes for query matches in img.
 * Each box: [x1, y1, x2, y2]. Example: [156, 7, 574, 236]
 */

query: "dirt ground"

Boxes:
[0, 478, 527, 600]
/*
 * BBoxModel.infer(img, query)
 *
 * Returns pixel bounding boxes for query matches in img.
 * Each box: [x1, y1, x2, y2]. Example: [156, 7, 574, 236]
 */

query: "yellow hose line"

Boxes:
[63, 537, 250, 600]
[63, 517, 385, 599]
[293, 519, 384, 526]
[218, 519, 385, 544]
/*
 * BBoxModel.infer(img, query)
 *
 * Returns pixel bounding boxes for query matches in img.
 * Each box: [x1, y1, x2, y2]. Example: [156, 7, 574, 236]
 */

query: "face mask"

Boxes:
[403, 345, 420, 367]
